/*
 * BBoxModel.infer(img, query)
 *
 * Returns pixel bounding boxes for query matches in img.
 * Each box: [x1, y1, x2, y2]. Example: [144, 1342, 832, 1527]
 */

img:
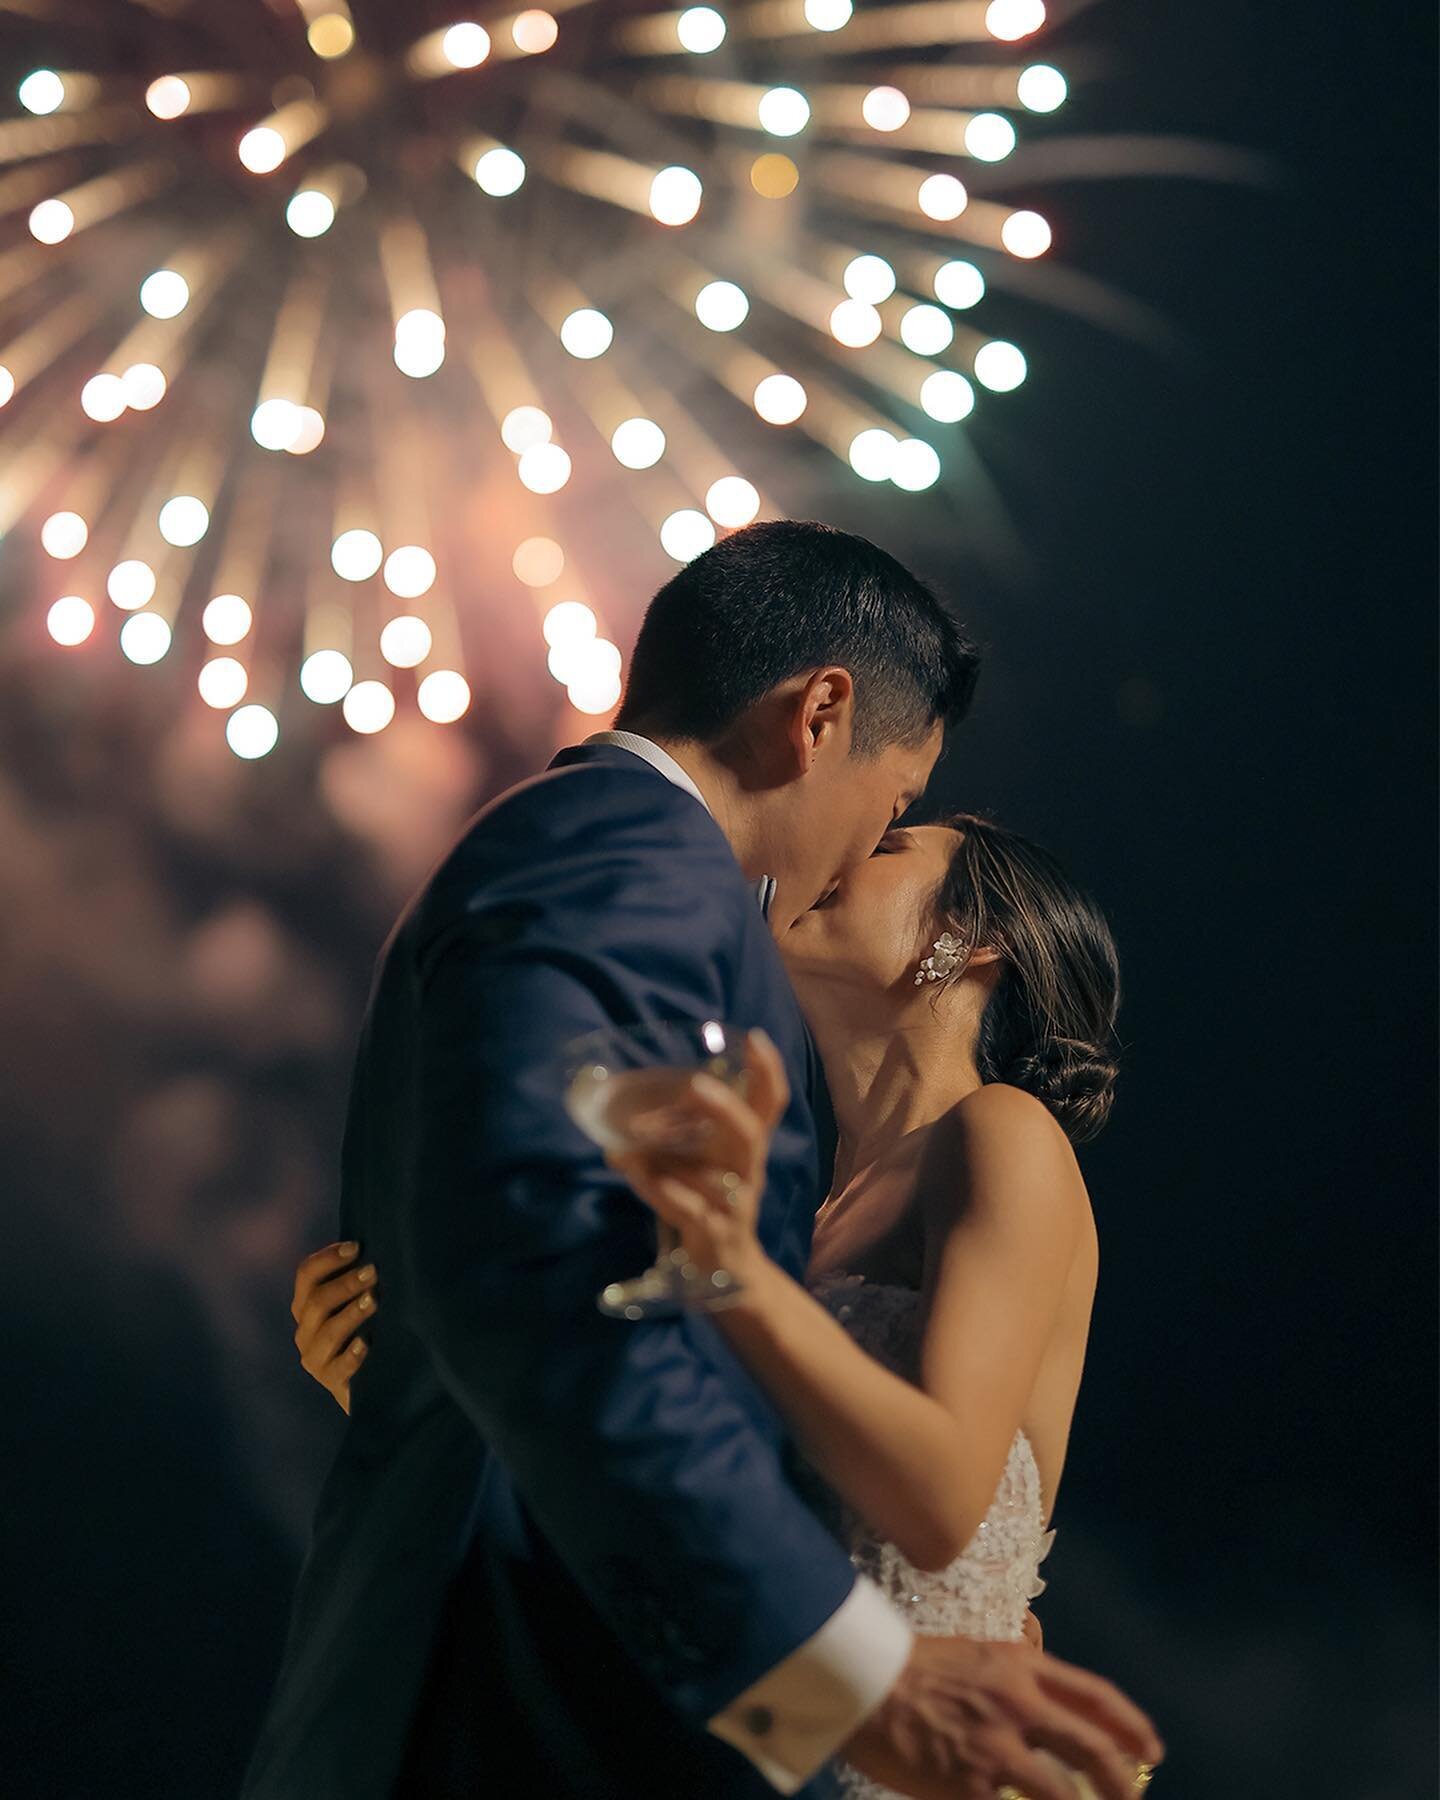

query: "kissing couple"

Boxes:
[245, 519, 1164, 1799]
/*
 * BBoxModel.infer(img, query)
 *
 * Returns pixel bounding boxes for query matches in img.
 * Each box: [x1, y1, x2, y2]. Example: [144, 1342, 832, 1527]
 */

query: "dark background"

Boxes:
[1, 2, 1434, 1796]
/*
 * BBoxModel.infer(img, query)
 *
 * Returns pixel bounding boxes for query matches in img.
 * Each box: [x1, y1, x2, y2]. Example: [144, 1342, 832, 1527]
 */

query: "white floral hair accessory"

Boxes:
[914, 931, 969, 986]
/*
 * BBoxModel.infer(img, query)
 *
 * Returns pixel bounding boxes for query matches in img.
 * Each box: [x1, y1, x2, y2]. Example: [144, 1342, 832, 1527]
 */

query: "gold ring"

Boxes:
[1134, 1764, 1155, 1790]
[996, 1789, 1029, 1800]
[720, 1170, 743, 1208]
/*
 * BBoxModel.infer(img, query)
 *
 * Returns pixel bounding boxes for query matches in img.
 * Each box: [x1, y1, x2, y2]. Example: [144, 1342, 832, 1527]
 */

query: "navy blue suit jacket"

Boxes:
[241, 744, 856, 1798]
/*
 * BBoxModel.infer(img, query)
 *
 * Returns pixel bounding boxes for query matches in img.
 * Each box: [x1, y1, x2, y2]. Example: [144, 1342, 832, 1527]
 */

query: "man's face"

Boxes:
[765, 720, 943, 935]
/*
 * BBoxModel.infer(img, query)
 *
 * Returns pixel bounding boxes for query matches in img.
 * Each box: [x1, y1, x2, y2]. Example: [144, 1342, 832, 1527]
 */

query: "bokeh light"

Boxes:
[286, 189, 336, 237]
[226, 703, 279, 759]
[140, 270, 189, 319]
[29, 200, 74, 244]
[611, 418, 666, 469]
[518, 442, 572, 493]
[695, 281, 749, 331]
[758, 87, 810, 137]
[252, 399, 303, 450]
[81, 374, 127, 422]
[41, 512, 88, 559]
[965, 113, 1018, 162]
[121, 363, 166, 410]
[559, 309, 613, 359]
[47, 596, 95, 645]
[308, 13, 356, 59]
[900, 305, 955, 356]
[677, 8, 726, 53]
[934, 260, 986, 310]
[19, 70, 65, 115]
[805, 0, 853, 31]
[119, 612, 172, 665]
[844, 255, 896, 304]
[158, 496, 209, 547]
[705, 476, 760, 527]
[204, 594, 253, 645]
[442, 23, 491, 69]
[331, 529, 383, 581]
[501, 406, 552, 452]
[986, 0, 1047, 41]
[239, 127, 287, 174]
[891, 438, 942, 492]
[862, 87, 910, 132]
[287, 407, 326, 454]
[660, 509, 716, 562]
[107, 560, 157, 611]
[543, 601, 597, 647]
[649, 166, 703, 226]
[848, 428, 898, 482]
[198, 657, 249, 709]
[830, 299, 883, 348]
[380, 615, 434, 668]
[474, 148, 525, 196]
[974, 340, 1029, 391]
[146, 77, 192, 120]
[382, 546, 437, 599]
[513, 12, 559, 55]
[1001, 210, 1053, 258]
[342, 680, 396, 734]
[754, 375, 807, 425]
[300, 649, 354, 704]
[918, 175, 968, 221]
[1018, 64, 1068, 112]
[921, 370, 977, 423]
[514, 537, 565, 587]
[417, 670, 471, 722]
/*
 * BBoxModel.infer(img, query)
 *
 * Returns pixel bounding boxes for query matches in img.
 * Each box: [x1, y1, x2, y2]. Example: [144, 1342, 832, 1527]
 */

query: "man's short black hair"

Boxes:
[615, 519, 980, 753]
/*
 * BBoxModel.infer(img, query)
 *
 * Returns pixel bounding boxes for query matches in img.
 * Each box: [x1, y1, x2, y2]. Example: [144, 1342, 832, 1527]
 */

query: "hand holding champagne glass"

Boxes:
[564, 1019, 776, 1320]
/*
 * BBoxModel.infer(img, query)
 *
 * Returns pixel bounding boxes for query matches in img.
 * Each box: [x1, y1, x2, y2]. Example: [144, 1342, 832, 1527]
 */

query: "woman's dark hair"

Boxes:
[930, 812, 1122, 1144]
[615, 519, 980, 752]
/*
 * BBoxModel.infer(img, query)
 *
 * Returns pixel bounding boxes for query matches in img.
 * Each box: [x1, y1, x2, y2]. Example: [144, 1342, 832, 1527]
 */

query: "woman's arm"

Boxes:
[621, 1055, 1087, 1572]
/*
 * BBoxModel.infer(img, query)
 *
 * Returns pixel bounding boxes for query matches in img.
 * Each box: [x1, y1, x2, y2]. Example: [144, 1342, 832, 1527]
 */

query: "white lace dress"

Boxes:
[802, 1271, 1058, 1800]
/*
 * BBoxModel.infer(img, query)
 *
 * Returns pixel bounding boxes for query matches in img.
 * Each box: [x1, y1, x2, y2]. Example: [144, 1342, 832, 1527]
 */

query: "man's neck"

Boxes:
[641, 732, 761, 877]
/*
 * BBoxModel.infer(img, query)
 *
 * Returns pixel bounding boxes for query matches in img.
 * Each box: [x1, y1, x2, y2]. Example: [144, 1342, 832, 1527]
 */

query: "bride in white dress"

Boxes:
[292, 811, 1142, 1799]
[604, 812, 1123, 1798]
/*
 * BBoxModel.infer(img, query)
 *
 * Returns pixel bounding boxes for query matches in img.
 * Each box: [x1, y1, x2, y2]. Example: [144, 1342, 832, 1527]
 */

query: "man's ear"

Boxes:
[794, 666, 856, 769]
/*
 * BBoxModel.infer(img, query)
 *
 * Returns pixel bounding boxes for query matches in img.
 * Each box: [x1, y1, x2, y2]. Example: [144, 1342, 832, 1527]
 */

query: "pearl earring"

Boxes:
[914, 931, 969, 987]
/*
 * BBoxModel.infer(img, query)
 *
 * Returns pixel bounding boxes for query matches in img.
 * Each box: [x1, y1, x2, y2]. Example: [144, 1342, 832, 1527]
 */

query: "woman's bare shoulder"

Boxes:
[924, 1083, 1092, 1240]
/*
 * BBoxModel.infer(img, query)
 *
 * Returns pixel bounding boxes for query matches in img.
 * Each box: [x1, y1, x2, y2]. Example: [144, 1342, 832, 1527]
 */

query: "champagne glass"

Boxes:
[564, 1019, 754, 1320]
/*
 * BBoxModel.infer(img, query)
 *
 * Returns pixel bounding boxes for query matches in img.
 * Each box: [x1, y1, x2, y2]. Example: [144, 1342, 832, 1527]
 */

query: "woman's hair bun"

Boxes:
[1000, 1037, 1118, 1144]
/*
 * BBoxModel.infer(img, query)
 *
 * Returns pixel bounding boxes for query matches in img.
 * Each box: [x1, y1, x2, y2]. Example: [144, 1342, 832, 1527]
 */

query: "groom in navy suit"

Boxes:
[243, 521, 1160, 1799]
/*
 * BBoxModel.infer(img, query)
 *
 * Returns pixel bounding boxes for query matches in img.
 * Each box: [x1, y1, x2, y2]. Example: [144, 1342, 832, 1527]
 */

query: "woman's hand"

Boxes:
[606, 1027, 788, 1287]
[290, 1240, 378, 1415]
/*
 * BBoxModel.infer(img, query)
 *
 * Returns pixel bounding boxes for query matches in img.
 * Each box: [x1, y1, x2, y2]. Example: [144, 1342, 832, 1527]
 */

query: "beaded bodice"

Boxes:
[799, 1271, 1056, 1643]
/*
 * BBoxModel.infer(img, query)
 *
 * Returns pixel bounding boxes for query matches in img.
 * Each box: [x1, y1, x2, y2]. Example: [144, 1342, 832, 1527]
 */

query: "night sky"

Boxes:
[2, 3, 1434, 1797]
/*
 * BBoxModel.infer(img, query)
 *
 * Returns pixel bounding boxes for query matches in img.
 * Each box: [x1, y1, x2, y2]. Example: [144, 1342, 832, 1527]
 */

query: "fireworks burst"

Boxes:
[1, 0, 1075, 755]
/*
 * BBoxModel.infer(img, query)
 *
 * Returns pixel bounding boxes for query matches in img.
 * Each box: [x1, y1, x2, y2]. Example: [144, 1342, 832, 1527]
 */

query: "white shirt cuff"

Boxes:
[705, 1575, 914, 1793]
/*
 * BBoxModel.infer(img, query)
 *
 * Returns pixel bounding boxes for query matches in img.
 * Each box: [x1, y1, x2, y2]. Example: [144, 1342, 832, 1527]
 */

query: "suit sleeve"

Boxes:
[399, 797, 909, 1777]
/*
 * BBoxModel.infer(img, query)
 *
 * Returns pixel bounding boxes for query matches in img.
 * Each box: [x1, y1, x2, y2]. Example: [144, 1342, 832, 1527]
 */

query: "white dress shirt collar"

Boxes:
[582, 730, 710, 814]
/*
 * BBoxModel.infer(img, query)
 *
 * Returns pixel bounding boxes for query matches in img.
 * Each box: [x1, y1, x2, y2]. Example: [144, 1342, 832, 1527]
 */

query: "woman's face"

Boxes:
[781, 823, 965, 1002]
